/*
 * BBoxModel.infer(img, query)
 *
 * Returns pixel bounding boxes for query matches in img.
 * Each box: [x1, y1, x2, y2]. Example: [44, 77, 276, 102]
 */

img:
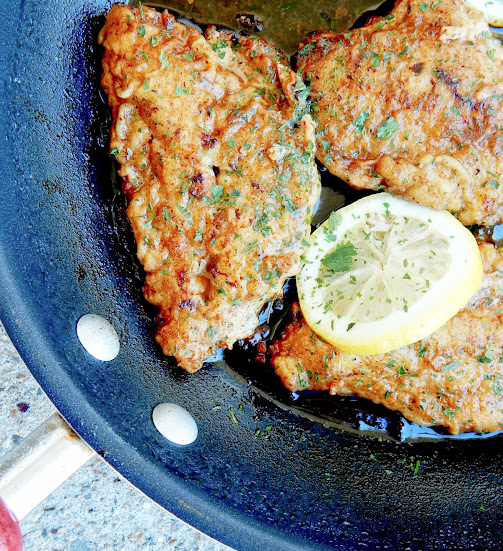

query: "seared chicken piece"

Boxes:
[298, 0, 503, 226]
[99, 6, 320, 372]
[270, 243, 503, 435]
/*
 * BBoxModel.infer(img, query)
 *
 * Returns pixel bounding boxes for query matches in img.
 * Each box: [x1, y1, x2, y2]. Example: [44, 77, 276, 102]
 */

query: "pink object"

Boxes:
[0, 497, 22, 551]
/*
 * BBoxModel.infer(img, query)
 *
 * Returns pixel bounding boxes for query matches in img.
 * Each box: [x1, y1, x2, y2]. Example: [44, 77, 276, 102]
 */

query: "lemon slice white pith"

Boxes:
[297, 193, 483, 355]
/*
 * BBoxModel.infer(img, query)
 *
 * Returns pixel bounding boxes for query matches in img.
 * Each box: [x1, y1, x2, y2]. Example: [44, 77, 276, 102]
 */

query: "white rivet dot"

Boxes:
[152, 403, 198, 446]
[76, 314, 120, 361]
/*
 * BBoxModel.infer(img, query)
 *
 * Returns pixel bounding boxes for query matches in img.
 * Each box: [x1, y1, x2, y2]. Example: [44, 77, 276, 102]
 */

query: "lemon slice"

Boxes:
[297, 193, 483, 355]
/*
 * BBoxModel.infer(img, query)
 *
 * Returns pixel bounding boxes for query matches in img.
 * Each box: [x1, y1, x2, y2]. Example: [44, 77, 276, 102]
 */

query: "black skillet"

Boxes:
[0, 1, 502, 549]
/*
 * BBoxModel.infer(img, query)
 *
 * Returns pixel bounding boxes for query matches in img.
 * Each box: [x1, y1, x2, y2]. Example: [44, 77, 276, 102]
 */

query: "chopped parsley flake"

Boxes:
[160, 52, 170, 69]
[442, 361, 460, 371]
[376, 117, 399, 139]
[370, 52, 380, 67]
[175, 84, 188, 96]
[353, 110, 369, 134]
[211, 185, 224, 203]
[321, 242, 357, 273]
[327, 211, 342, 233]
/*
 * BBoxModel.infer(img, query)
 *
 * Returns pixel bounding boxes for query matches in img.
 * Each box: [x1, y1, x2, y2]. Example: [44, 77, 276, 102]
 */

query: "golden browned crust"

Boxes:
[99, 6, 320, 371]
[270, 243, 503, 434]
[298, 0, 503, 226]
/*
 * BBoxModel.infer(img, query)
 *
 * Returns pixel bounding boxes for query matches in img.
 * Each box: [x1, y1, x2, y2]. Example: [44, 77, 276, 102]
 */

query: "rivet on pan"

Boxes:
[152, 403, 198, 446]
[76, 314, 120, 361]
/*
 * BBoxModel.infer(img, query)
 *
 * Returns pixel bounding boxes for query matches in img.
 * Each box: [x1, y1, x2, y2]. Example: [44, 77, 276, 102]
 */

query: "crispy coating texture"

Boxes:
[99, 6, 320, 372]
[270, 243, 503, 434]
[298, 0, 503, 226]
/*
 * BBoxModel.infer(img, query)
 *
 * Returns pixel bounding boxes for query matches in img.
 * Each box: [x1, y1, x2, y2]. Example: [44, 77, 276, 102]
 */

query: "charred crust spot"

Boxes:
[176, 270, 187, 287]
[212, 165, 220, 176]
[156, 311, 167, 327]
[179, 299, 194, 310]
[208, 262, 220, 278]
[202, 134, 218, 148]
[411, 62, 424, 74]
[190, 173, 207, 198]
[434, 68, 457, 87]
[292, 303, 303, 321]
[191, 173, 204, 184]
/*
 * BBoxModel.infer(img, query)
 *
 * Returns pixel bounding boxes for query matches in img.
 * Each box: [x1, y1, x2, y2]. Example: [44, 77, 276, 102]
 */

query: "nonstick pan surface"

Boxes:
[0, 1, 502, 550]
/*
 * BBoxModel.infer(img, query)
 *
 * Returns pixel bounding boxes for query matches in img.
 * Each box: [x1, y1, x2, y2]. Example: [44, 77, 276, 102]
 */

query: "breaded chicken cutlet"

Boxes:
[270, 243, 503, 435]
[99, 5, 320, 372]
[298, 0, 503, 226]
